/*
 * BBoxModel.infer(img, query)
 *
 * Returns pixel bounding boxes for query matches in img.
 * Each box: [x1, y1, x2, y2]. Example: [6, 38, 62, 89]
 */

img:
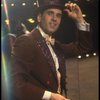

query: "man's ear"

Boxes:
[37, 13, 42, 23]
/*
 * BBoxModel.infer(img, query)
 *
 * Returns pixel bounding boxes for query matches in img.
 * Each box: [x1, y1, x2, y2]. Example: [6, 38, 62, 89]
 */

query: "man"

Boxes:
[10, 0, 92, 100]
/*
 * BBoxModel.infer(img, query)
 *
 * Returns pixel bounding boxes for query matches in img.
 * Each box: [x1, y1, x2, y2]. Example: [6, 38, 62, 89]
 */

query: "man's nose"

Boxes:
[52, 15, 57, 21]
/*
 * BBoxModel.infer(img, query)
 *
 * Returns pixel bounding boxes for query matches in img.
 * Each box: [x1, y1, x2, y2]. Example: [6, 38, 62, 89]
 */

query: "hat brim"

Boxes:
[33, 5, 65, 20]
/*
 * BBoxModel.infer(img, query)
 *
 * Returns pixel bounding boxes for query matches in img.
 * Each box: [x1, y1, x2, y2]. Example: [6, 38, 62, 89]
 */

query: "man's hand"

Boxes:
[64, 2, 85, 23]
[50, 93, 70, 100]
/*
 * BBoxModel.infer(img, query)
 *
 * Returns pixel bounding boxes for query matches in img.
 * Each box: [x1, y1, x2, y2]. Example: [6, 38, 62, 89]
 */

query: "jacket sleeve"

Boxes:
[59, 30, 93, 58]
[10, 35, 45, 100]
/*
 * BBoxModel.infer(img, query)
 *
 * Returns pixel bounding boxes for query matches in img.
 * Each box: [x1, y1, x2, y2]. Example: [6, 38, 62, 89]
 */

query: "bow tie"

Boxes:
[45, 35, 55, 45]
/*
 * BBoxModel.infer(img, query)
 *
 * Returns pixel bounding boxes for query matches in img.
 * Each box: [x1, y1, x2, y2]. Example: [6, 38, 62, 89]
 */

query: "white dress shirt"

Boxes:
[37, 26, 61, 100]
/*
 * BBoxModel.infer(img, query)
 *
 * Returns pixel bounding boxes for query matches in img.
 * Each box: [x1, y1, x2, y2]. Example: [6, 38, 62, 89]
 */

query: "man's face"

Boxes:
[38, 8, 62, 35]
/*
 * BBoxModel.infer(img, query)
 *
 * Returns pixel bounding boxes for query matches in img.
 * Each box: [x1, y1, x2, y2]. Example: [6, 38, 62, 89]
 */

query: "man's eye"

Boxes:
[57, 14, 62, 18]
[47, 12, 53, 16]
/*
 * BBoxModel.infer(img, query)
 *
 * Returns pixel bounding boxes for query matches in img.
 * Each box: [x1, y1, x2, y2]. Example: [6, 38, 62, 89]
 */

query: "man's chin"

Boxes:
[49, 29, 57, 33]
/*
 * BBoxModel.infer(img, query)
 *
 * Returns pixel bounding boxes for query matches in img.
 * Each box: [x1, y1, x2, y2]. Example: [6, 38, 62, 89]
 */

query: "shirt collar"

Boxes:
[36, 26, 50, 39]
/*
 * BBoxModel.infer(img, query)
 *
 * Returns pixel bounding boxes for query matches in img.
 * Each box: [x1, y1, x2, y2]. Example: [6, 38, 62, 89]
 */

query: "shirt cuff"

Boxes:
[76, 21, 90, 32]
[42, 90, 51, 100]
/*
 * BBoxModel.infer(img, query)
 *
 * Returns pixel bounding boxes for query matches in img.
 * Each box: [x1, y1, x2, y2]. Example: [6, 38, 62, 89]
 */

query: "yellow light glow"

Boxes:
[5, 19, 9, 25]
[28, 18, 35, 23]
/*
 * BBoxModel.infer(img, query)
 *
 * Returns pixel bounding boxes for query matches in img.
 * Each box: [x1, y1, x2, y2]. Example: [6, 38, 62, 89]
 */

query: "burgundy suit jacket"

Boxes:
[10, 29, 92, 100]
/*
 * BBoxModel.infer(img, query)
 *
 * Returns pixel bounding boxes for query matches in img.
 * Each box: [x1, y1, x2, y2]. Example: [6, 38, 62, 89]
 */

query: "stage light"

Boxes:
[34, 2, 37, 6]
[22, 3, 26, 6]
[78, 55, 82, 59]
[93, 53, 96, 56]
[11, 3, 14, 6]
[86, 54, 89, 57]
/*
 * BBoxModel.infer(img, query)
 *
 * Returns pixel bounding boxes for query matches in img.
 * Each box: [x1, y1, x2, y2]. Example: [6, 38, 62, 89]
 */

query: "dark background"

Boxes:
[1, 0, 99, 52]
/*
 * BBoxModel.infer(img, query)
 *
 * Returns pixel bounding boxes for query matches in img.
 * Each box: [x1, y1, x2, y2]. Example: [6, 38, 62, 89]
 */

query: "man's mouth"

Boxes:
[50, 23, 57, 28]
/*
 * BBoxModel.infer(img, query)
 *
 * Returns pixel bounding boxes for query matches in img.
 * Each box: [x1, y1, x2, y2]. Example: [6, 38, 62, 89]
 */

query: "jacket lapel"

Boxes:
[32, 29, 58, 81]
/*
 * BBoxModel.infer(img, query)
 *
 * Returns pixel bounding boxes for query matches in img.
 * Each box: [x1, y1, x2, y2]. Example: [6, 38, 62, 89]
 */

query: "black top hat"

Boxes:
[33, 0, 65, 19]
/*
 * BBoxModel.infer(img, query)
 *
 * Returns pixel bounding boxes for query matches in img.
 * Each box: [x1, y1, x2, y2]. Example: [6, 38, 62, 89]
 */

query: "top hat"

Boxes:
[33, 0, 65, 19]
